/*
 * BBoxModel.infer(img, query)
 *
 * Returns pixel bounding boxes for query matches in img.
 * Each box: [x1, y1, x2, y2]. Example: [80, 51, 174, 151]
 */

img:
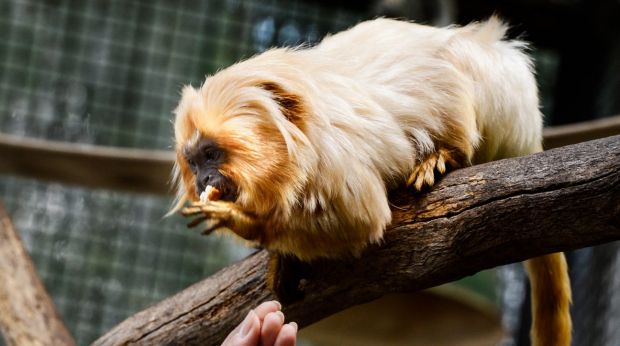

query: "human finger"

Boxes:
[253, 300, 282, 321]
[260, 311, 285, 346]
[273, 322, 297, 346]
[222, 310, 260, 346]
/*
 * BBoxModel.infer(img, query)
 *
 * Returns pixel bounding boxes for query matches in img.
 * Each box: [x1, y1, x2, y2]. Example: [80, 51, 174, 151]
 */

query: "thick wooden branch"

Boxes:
[543, 114, 620, 149]
[0, 133, 174, 195]
[0, 204, 76, 346]
[95, 135, 620, 346]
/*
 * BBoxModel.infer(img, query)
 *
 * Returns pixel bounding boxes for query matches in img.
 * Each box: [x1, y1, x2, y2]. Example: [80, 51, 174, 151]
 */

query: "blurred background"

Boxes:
[0, 0, 619, 345]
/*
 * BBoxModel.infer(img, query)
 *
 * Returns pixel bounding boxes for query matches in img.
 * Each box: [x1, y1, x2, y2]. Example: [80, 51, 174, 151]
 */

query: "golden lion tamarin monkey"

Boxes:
[171, 17, 571, 346]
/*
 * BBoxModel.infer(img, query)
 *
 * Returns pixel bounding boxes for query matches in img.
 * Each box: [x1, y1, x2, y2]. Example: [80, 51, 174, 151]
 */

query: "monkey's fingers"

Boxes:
[406, 166, 421, 186]
[183, 201, 259, 240]
[199, 203, 233, 220]
[189, 201, 208, 208]
[439, 148, 461, 169]
[181, 206, 204, 217]
[187, 215, 208, 228]
[414, 169, 428, 191]
[407, 147, 463, 191]
[182, 201, 233, 217]
[422, 156, 437, 186]
[200, 220, 226, 235]
[408, 159, 435, 191]
[186, 216, 224, 236]
[436, 153, 447, 174]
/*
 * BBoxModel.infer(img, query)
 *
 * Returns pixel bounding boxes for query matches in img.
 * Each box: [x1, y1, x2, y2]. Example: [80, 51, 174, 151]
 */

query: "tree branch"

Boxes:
[1, 115, 618, 194]
[0, 204, 76, 346]
[93, 136, 620, 346]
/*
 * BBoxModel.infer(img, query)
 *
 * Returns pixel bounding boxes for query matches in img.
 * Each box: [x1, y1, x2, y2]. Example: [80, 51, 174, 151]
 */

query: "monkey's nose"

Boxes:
[196, 174, 213, 193]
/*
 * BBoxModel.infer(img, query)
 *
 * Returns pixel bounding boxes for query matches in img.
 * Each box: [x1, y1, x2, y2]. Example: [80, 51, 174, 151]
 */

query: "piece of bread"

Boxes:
[200, 185, 221, 203]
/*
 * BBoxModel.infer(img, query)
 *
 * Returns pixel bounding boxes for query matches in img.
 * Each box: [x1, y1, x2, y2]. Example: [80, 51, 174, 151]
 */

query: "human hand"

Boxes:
[221, 301, 297, 346]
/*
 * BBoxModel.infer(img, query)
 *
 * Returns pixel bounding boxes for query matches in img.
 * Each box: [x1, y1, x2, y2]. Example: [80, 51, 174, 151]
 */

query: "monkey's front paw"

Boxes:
[406, 147, 462, 191]
[181, 201, 259, 240]
[181, 200, 236, 235]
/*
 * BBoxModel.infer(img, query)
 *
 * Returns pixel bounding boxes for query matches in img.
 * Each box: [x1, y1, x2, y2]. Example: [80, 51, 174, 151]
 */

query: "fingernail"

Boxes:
[289, 322, 298, 331]
[274, 311, 285, 322]
[271, 300, 282, 310]
[240, 310, 256, 337]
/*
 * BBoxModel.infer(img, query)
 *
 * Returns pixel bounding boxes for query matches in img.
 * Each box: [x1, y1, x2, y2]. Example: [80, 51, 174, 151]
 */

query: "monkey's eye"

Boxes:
[205, 149, 218, 162]
[187, 158, 197, 171]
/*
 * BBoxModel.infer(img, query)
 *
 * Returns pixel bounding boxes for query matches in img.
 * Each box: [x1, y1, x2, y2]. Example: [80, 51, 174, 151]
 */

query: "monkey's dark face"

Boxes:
[171, 79, 306, 215]
[182, 138, 238, 202]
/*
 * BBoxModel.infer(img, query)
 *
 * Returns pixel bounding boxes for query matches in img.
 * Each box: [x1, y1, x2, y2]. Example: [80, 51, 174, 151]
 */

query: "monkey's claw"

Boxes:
[182, 200, 235, 235]
[407, 147, 461, 191]
[181, 200, 259, 240]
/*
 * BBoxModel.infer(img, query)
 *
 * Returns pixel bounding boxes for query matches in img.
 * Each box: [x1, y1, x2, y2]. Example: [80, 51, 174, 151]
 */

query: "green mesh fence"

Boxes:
[0, 0, 361, 150]
[0, 0, 363, 344]
[0, 176, 251, 343]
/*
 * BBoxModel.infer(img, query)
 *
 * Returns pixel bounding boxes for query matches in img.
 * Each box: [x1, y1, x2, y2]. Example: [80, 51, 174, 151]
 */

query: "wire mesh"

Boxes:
[0, 0, 361, 149]
[0, 0, 363, 344]
[2, 1, 619, 345]
[0, 176, 252, 344]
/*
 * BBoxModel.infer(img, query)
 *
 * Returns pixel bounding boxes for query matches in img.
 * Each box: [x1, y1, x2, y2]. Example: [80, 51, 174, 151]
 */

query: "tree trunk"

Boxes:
[0, 204, 76, 346]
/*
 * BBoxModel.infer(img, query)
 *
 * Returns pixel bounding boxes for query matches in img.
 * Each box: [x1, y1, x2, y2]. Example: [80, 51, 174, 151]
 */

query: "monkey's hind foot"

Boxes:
[406, 147, 462, 191]
[268, 254, 310, 304]
[181, 201, 258, 240]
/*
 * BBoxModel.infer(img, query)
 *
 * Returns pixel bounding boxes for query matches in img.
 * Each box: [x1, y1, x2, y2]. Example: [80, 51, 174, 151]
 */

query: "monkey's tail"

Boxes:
[525, 253, 572, 346]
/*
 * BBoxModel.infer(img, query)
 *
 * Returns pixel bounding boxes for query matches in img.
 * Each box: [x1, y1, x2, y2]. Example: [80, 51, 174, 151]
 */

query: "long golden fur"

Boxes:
[172, 17, 571, 346]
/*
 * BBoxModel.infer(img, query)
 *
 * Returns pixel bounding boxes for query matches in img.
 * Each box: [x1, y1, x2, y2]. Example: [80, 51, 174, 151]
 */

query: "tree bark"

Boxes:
[93, 135, 620, 346]
[0, 133, 174, 195]
[0, 204, 76, 346]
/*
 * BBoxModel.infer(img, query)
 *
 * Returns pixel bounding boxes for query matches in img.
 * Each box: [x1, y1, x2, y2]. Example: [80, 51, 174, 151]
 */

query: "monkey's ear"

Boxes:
[258, 82, 306, 128]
